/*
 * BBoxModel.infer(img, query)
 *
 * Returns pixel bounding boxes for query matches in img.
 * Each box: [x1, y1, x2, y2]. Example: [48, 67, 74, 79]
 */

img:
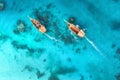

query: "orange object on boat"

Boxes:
[28, 16, 46, 33]
[64, 20, 85, 38]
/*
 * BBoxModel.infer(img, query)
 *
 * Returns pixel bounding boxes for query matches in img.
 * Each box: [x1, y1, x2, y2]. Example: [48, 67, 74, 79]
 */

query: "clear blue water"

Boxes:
[0, 0, 120, 80]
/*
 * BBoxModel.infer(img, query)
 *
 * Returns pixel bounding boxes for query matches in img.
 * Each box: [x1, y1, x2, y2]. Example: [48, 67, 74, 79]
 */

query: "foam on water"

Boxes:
[0, 0, 120, 80]
[70, 31, 78, 42]
[84, 36, 106, 57]
[44, 33, 61, 42]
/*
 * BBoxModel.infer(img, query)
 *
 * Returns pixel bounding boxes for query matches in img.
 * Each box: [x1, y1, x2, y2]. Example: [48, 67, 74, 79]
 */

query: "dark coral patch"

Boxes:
[67, 57, 71, 62]
[48, 74, 59, 80]
[33, 9, 52, 27]
[83, 46, 87, 50]
[26, 48, 45, 58]
[90, 75, 92, 78]
[34, 37, 41, 42]
[111, 20, 120, 30]
[80, 75, 84, 80]
[36, 48, 44, 53]
[13, 29, 20, 34]
[11, 41, 18, 48]
[0, 33, 8, 41]
[52, 22, 62, 38]
[112, 0, 120, 2]
[69, 17, 76, 23]
[46, 3, 53, 9]
[81, 0, 100, 15]
[14, 19, 32, 34]
[16, 20, 26, 32]
[19, 44, 28, 49]
[87, 2, 99, 15]
[112, 44, 116, 48]
[114, 47, 120, 60]
[11, 40, 28, 50]
[61, 35, 75, 45]
[43, 58, 46, 62]
[75, 48, 81, 53]
[21, 65, 33, 72]
[46, 3, 55, 9]
[115, 73, 120, 80]
[32, 4, 62, 36]
[36, 70, 45, 79]
[27, 48, 35, 53]
[116, 48, 120, 54]
[26, 48, 35, 57]
[56, 66, 77, 74]
[0, 1, 5, 10]
[32, 4, 63, 39]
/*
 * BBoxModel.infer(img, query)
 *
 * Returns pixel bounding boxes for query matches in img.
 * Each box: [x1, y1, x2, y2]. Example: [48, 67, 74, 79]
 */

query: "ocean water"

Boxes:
[0, 0, 120, 80]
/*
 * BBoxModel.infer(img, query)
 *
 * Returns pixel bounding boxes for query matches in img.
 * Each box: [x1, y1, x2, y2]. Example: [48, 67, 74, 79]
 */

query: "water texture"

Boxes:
[0, 0, 120, 80]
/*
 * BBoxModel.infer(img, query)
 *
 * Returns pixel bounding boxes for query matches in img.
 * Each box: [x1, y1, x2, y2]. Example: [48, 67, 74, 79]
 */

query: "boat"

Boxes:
[64, 20, 85, 38]
[28, 16, 46, 33]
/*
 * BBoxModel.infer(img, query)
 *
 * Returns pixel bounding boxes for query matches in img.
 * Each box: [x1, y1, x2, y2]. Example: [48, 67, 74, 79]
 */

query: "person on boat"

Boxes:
[28, 16, 46, 33]
[64, 20, 85, 38]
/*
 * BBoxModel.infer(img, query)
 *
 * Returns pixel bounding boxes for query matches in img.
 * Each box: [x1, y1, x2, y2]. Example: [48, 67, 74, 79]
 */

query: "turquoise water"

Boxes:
[0, 0, 120, 80]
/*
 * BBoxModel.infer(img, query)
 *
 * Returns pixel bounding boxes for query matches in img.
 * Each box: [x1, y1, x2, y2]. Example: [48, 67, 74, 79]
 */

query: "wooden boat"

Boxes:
[64, 20, 85, 38]
[28, 16, 46, 33]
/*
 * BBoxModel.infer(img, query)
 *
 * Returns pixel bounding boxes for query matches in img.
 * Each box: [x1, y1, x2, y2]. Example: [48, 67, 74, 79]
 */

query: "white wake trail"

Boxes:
[84, 36, 105, 57]
[44, 33, 61, 42]
[70, 31, 78, 42]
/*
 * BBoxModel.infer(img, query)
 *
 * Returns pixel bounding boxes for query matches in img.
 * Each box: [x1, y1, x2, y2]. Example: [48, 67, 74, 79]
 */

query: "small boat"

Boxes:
[28, 16, 46, 33]
[64, 20, 85, 38]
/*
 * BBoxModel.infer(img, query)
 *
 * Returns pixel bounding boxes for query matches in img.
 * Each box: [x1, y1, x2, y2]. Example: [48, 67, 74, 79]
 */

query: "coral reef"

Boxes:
[34, 37, 41, 42]
[114, 48, 120, 60]
[13, 19, 32, 34]
[67, 57, 71, 62]
[11, 40, 44, 58]
[111, 20, 120, 30]
[26, 48, 45, 58]
[75, 48, 81, 54]
[69, 17, 75, 23]
[13, 29, 20, 34]
[80, 75, 84, 80]
[0, 32, 9, 41]
[32, 3, 62, 38]
[21, 65, 33, 72]
[27, 48, 44, 54]
[48, 74, 59, 80]
[116, 48, 120, 54]
[61, 35, 75, 45]
[43, 58, 46, 62]
[0, 1, 5, 10]
[33, 9, 52, 27]
[17, 23, 25, 32]
[112, 0, 120, 2]
[80, 0, 101, 15]
[27, 48, 35, 53]
[11, 40, 28, 50]
[56, 66, 77, 75]
[16, 20, 26, 32]
[115, 73, 120, 80]
[36, 70, 45, 79]
[112, 44, 116, 48]
[46, 3, 55, 9]
[83, 45, 87, 50]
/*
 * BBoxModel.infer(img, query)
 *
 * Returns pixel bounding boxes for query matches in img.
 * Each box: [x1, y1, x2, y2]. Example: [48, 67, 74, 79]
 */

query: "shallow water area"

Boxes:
[0, 0, 120, 80]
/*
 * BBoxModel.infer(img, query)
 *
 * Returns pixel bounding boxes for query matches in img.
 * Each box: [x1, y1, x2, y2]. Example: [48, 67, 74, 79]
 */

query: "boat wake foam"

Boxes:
[70, 31, 78, 42]
[44, 33, 61, 42]
[84, 36, 105, 57]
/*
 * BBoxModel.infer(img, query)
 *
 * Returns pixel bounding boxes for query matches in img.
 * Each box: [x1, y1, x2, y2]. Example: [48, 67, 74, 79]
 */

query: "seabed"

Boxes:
[0, 0, 120, 80]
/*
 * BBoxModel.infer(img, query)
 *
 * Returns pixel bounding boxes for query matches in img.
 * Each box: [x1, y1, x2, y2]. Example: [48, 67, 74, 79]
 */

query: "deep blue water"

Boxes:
[0, 0, 120, 80]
